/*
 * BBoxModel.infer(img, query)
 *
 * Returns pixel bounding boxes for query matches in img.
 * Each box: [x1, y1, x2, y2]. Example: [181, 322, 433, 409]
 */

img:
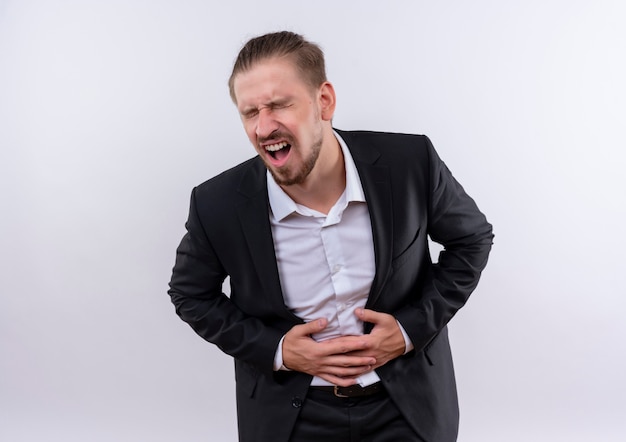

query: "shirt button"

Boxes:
[292, 396, 303, 408]
[337, 303, 346, 312]
[332, 264, 342, 274]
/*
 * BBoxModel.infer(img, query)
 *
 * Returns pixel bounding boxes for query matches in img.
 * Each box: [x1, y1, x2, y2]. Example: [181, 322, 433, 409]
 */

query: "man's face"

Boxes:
[233, 57, 330, 186]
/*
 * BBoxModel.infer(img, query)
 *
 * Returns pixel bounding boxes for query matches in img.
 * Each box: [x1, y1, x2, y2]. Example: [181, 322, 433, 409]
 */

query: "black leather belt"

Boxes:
[310, 382, 384, 398]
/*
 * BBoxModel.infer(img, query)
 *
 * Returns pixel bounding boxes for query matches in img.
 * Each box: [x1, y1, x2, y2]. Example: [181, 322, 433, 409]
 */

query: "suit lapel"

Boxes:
[339, 131, 394, 308]
[235, 160, 299, 321]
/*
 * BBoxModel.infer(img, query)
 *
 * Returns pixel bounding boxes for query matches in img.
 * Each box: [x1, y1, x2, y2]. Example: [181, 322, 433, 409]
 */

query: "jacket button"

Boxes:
[291, 396, 303, 408]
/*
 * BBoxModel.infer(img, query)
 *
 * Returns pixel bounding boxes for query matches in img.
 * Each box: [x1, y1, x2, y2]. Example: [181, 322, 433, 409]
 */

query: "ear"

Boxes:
[318, 82, 336, 121]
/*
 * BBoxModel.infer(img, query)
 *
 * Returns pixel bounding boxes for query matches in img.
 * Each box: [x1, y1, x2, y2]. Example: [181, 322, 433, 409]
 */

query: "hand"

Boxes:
[282, 318, 377, 387]
[349, 308, 406, 370]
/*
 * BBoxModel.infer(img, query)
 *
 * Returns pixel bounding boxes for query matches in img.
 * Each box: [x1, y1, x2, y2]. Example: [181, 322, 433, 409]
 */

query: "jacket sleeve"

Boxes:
[168, 187, 283, 374]
[394, 137, 494, 353]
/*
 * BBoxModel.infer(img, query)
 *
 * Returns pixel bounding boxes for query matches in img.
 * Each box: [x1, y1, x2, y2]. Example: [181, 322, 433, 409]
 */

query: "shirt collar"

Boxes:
[267, 130, 366, 222]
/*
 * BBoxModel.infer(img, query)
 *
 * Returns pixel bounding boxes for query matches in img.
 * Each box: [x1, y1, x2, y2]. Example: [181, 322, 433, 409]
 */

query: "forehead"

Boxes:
[233, 57, 312, 108]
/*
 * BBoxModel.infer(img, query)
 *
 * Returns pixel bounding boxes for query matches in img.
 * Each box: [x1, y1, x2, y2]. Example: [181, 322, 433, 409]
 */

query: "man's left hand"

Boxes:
[350, 308, 407, 369]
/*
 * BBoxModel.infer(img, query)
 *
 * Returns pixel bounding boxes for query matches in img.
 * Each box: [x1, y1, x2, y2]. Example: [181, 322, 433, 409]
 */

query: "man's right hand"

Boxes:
[282, 319, 377, 387]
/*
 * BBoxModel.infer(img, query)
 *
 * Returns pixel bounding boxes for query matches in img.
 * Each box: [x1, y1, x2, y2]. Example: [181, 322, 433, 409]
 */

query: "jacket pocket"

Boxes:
[424, 328, 448, 366]
[391, 227, 421, 270]
[235, 361, 259, 398]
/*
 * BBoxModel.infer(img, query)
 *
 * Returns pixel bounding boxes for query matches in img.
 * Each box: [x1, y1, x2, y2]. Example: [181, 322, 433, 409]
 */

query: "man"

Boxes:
[169, 31, 493, 442]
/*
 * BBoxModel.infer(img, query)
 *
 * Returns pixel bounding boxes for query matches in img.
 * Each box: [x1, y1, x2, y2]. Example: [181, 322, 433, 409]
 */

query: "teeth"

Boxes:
[265, 142, 288, 152]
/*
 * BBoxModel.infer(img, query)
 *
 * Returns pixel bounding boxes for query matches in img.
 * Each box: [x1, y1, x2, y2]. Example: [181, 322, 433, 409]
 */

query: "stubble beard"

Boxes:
[266, 128, 323, 187]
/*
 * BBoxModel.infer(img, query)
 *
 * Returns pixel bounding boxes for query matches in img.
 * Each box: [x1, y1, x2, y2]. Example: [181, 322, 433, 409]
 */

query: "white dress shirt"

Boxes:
[269, 132, 409, 386]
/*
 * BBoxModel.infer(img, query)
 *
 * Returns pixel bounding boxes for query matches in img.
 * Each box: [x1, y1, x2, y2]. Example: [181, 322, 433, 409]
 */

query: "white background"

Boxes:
[1, 1, 625, 441]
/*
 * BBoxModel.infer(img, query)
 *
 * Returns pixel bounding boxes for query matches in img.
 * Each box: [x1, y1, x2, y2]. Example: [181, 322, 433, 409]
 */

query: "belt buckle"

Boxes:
[333, 385, 350, 398]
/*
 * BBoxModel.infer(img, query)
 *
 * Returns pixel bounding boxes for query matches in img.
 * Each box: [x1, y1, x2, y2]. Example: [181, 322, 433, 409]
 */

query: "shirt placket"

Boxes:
[321, 213, 353, 332]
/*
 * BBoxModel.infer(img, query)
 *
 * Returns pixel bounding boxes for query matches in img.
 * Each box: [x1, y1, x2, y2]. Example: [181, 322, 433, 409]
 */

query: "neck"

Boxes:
[280, 128, 345, 214]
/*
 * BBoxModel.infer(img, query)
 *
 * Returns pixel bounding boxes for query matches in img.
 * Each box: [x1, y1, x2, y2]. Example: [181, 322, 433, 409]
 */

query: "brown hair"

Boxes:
[228, 31, 327, 102]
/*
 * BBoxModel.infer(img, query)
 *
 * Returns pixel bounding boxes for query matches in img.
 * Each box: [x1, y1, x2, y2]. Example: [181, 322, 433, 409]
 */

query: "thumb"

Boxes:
[293, 318, 328, 336]
[355, 308, 384, 323]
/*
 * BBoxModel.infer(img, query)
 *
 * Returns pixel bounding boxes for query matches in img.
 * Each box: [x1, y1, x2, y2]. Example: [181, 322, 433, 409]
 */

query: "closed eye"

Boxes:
[270, 101, 292, 111]
[240, 101, 292, 119]
[241, 109, 259, 119]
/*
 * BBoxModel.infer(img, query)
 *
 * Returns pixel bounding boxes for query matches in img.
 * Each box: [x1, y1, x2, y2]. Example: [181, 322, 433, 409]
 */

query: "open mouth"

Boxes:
[265, 141, 292, 162]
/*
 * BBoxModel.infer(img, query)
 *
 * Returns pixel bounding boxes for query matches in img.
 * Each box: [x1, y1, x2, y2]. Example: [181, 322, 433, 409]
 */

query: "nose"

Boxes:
[256, 108, 279, 139]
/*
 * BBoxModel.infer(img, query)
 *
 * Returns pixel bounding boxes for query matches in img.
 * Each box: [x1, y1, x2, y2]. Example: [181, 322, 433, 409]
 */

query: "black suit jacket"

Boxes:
[169, 130, 493, 442]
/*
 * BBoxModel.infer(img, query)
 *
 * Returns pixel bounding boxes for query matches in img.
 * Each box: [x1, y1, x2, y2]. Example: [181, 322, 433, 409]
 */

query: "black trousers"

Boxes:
[288, 388, 424, 442]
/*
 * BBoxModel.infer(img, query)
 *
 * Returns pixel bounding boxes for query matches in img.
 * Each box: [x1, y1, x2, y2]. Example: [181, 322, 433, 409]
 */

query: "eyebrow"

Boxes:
[240, 98, 292, 115]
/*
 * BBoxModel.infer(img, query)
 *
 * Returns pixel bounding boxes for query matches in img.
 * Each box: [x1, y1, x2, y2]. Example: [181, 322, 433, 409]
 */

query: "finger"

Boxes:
[317, 364, 375, 386]
[290, 318, 328, 337]
[319, 335, 370, 353]
[320, 365, 372, 378]
[355, 308, 390, 324]
[326, 355, 376, 368]
[317, 373, 361, 387]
